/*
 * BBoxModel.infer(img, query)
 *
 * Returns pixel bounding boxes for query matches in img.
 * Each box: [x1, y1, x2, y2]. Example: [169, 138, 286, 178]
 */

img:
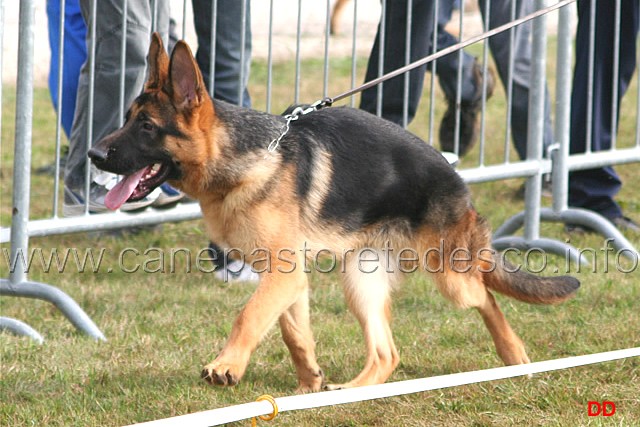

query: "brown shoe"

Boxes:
[439, 59, 496, 156]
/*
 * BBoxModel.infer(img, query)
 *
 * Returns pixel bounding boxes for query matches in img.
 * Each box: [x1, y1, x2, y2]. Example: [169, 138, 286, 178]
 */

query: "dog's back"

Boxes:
[281, 107, 471, 233]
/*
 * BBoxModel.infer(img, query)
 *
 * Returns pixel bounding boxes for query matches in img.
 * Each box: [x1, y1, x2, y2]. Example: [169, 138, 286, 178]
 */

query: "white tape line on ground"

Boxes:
[127, 347, 640, 427]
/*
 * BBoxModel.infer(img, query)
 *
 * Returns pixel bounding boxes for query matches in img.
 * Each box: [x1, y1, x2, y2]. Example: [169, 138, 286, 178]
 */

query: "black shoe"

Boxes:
[612, 216, 640, 233]
[439, 59, 496, 156]
[565, 216, 639, 234]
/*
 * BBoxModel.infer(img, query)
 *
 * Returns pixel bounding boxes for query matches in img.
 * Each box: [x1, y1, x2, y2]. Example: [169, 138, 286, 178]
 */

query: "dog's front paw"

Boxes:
[295, 369, 325, 394]
[201, 361, 244, 386]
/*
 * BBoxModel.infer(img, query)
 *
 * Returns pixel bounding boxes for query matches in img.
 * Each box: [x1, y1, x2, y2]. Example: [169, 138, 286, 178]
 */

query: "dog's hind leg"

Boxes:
[324, 251, 400, 390]
[434, 270, 530, 366]
[475, 288, 530, 365]
[201, 258, 309, 387]
[278, 287, 325, 393]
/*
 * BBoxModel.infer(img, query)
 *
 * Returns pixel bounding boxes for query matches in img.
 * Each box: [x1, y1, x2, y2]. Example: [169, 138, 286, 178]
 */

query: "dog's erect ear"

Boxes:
[169, 41, 207, 111]
[145, 32, 169, 91]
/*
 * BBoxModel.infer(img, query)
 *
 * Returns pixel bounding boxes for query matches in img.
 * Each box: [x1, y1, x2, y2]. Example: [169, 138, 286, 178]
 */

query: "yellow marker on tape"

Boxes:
[251, 395, 278, 426]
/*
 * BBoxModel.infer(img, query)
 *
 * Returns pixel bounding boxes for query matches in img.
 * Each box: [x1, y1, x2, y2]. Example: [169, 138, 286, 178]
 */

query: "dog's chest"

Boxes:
[199, 198, 258, 250]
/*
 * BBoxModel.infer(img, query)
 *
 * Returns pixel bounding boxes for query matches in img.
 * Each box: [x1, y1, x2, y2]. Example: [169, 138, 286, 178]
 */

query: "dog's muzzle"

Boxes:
[88, 146, 110, 164]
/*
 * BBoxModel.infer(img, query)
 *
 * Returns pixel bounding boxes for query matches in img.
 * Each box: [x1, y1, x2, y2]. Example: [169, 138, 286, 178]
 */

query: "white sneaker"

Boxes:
[214, 260, 259, 283]
[152, 183, 185, 208]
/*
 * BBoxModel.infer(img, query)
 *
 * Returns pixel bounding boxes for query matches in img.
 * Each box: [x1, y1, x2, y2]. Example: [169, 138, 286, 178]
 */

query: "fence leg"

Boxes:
[0, 280, 106, 341]
[542, 208, 639, 257]
[492, 236, 588, 267]
[2, 0, 105, 343]
[492, 1, 584, 266]
[0, 317, 44, 344]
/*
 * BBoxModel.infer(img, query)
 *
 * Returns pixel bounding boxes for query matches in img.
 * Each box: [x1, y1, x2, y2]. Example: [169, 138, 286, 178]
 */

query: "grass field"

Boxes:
[1, 42, 639, 426]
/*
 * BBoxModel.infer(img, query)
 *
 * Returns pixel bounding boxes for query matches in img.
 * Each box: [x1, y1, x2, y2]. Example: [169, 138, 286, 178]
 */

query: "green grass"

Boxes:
[1, 43, 640, 426]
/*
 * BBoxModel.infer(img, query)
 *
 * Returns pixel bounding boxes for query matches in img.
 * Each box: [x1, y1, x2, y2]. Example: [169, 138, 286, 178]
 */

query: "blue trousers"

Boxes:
[46, 0, 86, 138]
[568, 0, 639, 219]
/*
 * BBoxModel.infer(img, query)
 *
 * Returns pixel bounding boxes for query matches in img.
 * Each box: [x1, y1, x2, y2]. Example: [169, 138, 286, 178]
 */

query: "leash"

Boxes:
[267, 0, 577, 152]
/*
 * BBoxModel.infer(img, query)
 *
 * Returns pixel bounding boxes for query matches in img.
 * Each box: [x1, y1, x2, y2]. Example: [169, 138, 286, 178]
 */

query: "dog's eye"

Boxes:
[142, 122, 154, 132]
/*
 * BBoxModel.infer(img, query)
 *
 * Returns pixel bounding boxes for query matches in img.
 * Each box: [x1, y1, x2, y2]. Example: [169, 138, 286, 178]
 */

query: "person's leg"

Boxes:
[192, 0, 257, 282]
[192, 0, 252, 107]
[64, 0, 169, 215]
[478, 0, 553, 160]
[47, 0, 87, 138]
[359, 0, 434, 126]
[434, 0, 477, 103]
[568, 0, 638, 220]
[65, 0, 169, 191]
[435, 0, 496, 155]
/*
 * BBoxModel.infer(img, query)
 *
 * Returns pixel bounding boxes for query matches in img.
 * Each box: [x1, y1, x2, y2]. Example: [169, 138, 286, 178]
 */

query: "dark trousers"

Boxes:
[191, 0, 252, 107]
[359, 0, 552, 161]
[436, 0, 554, 160]
[569, 0, 639, 219]
[359, 0, 435, 126]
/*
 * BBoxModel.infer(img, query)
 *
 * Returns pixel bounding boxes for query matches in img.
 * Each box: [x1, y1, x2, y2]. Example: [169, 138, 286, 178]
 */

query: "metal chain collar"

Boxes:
[267, 97, 333, 153]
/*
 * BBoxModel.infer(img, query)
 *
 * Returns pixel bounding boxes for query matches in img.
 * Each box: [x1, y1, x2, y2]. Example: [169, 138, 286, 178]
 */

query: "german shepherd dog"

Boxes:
[89, 34, 579, 392]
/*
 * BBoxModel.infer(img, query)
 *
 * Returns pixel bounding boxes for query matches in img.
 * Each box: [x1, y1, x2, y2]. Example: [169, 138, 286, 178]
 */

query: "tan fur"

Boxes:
[324, 250, 400, 389]
[330, 0, 351, 35]
[144, 33, 169, 91]
[301, 150, 334, 218]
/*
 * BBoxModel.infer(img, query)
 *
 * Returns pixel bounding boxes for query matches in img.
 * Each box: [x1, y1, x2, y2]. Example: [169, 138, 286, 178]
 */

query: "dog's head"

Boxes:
[89, 33, 215, 210]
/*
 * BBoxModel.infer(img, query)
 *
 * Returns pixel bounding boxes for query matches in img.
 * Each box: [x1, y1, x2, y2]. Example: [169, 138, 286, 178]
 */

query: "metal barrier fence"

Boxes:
[1, 0, 638, 341]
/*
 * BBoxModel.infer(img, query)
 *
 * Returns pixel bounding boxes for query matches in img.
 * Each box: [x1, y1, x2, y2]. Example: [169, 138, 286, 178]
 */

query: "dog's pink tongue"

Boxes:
[104, 167, 148, 210]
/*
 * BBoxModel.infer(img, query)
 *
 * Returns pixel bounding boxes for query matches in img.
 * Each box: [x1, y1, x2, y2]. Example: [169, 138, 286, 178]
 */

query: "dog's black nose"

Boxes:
[88, 146, 109, 163]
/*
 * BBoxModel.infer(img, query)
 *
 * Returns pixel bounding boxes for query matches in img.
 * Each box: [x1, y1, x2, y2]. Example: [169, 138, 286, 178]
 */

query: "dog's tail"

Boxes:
[459, 210, 581, 305]
[482, 255, 580, 305]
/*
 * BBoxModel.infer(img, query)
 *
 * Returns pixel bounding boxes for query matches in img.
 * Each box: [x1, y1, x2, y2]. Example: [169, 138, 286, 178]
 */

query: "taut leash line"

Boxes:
[329, 0, 576, 104]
